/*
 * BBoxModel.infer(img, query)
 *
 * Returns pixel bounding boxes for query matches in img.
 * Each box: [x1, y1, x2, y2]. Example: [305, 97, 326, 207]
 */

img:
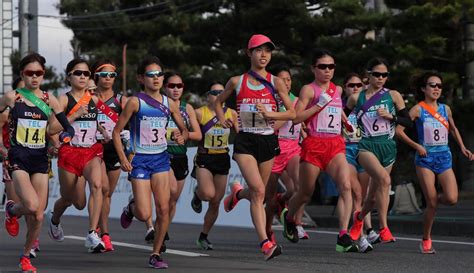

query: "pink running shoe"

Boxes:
[223, 182, 243, 212]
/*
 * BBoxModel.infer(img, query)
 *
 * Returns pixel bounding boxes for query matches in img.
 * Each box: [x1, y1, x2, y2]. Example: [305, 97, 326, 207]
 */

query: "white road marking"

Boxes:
[64, 235, 209, 257]
[272, 226, 474, 246]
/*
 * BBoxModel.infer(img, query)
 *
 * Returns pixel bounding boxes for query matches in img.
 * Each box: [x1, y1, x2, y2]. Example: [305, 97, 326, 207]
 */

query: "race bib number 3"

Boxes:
[204, 127, 230, 149]
[316, 106, 341, 134]
[72, 121, 97, 146]
[239, 103, 272, 133]
[423, 121, 448, 146]
[16, 118, 47, 148]
[140, 118, 167, 147]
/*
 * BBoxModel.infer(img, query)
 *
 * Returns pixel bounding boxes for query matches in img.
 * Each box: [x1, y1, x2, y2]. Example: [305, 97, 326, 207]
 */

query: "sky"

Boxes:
[11, 0, 74, 74]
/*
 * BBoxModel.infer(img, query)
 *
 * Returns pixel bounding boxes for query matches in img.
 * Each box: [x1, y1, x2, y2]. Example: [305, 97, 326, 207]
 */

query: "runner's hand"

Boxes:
[75, 105, 89, 119]
[316, 92, 332, 108]
[256, 102, 271, 119]
[220, 119, 233, 128]
[120, 130, 130, 141]
[415, 144, 427, 157]
[172, 129, 185, 145]
[377, 108, 393, 121]
[461, 147, 473, 161]
[120, 159, 132, 172]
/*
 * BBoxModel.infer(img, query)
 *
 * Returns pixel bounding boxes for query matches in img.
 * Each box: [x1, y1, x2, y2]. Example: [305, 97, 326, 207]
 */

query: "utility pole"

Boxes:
[19, 0, 29, 57]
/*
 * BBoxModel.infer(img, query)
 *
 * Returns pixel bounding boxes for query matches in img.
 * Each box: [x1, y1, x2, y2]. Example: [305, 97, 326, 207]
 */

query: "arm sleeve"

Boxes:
[394, 108, 413, 128]
[55, 112, 75, 137]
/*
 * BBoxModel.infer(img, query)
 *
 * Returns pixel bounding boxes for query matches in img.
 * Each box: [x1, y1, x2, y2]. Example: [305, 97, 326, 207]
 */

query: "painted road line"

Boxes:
[272, 226, 474, 246]
[64, 235, 209, 257]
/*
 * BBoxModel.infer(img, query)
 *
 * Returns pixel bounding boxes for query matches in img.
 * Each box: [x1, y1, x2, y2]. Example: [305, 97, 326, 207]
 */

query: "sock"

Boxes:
[260, 239, 269, 248]
[366, 228, 373, 234]
[339, 230, 347, 237]
[89, 230, 94, 234]
[199, 232, 208, 240]
[6, 202, 16, 217]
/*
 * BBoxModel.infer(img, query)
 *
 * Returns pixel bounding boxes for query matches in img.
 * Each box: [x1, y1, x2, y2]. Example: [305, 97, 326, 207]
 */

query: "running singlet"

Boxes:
[166, 100, 189, 154]
[278, 93, 301, 140]
[9, 91, 49, 153]
[355, 89, 396, 140]
[130, 95, 170, 154]
[66, 92, 98, 147]
[197, 105, 232, 154]
[236, 73, 277, 135]
[343, 111, 362, 143]
[305, 82, 342, 137]
[96, 94, 122, 140]
[415, 103, 449, 153]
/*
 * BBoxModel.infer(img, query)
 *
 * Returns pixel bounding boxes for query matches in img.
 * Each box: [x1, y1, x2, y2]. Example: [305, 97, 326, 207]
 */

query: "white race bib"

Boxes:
[239, 103, 273, 133]
[140, 118, 167, 148]
[72, 121, 97, 146]
[423, 121, 448, 146]
[316, 106, 341, 134]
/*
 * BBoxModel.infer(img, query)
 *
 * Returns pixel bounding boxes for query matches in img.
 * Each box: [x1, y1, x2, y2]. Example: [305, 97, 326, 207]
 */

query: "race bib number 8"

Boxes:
[316, 106, 341, 134]
[16, 118, 47, 148]
[240, 103, 272, 133]
[423, 121, 448, 146]
[72, 121, 97, 146]
[140, 118, 167, 147]
[204, 127, 229, 149]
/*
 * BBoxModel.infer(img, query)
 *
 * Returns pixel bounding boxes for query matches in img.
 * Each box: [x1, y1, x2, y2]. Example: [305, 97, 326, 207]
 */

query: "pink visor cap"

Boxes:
[247, 34, 276, 50]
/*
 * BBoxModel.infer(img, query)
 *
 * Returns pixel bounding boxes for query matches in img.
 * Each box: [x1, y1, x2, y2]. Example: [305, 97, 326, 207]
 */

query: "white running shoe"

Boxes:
[357, 235, 373, 253]
[46, 210, 64, 242]
[85, 231, 105, 253]
[367, 230, 380, 244]
[296, 225, 309, 240]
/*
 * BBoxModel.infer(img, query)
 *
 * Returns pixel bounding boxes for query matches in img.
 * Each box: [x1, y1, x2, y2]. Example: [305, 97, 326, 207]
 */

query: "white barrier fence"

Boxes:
[1, 145, 254, 228]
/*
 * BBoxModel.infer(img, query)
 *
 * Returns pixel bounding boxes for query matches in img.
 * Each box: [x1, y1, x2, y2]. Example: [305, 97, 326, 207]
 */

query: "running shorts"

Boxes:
[300, 135, 345, 171]
[358, 138, 396, 168]
[272, 139, 301, 174]
[58, 143, 103, 176]
[233, 132, 280, 163]
[130, 152, 170, 180]
[415, 150, 452, 175]
[346, 143, 364, 173]
[169, 153, 189, 181]
[8, 146, 48, 175]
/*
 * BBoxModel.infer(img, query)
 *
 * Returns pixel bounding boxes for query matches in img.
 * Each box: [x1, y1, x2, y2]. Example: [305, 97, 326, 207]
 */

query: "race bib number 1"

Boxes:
[240, 103, 272, 133]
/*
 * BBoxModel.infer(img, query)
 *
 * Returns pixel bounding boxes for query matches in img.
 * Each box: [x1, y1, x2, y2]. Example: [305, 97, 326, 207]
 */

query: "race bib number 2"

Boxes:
[316, 106, 341, 134]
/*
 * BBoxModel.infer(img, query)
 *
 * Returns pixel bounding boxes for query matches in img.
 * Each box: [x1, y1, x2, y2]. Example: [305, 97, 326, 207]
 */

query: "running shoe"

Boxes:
[357, 235, 373, 253]
[296, 225, 309, 240]
[5, 200, 19, 237]
[336, 233, 359, 253]
[46, 210, 64, 242]
[267, 230, 276, 245]
[29, 240, 40, 259]
[120, 199, 134, 229]
[85, 231, 105, 253]
[379, 227, 396, 243]
[29, 248, 37, 259]
[280, 208, 298, 243]
[196, 237, 213, 250]
[191, 187, 202, 213]
[349, 211, 364, 241]
[419, 239, 435, 254]
[148, 254, 168, 269]
[145, 227, 155, 244]
[102, 234, 114, 252]
[19, 256, 36, 273]
[223, 182, 243, 212]
[261, 241, 282, 261]
[367, 230, 381, 244]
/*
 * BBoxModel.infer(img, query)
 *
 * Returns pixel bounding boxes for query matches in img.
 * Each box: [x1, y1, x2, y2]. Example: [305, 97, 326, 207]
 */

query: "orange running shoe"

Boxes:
[5, 200, 19, 237]
[102, 234, 114, 252]
[349, 211, 363, 241]
[261, 241, 282, 261]
[266, 230, 276, 245]
[19, 256, 37, 273]
[223, 182, 243, 212]
[420, 238, 435, 254]
[379, 227, 396, 243]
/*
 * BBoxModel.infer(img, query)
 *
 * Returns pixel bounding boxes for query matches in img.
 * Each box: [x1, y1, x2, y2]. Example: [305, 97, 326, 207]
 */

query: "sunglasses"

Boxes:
[95, 71, 117, 78]
[23, 70, 45, 77]
[314, 64, 336, 70]
[144, 70, 165, 78]
[427, 82, 442, 89]
[208, 89, 223, 96]
[369, 71, 390, 78]
[167, 83, 184, 89]
[68, 70, 91, 77]
[347, 83, 363, 88]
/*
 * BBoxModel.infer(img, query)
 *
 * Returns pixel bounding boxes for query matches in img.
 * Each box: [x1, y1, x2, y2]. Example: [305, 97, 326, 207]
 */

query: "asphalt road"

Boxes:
[1, 213, 474, 273]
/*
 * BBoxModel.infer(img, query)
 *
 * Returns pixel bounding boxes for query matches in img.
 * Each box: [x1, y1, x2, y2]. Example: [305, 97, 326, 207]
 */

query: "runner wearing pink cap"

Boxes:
[215, 34, 295, 261]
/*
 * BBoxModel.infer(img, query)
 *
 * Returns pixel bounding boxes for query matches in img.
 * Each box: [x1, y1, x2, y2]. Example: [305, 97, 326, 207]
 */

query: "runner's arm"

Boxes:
[169, 100, 189, 144]
[231, 109, 239, 133]
[113, 97, 139, 172]
[395, 105, 426, 156]
[293, 84, 320, 124]
[388, 90, 413, 128]
[446, 105, 473, 160]
[261, 77, 295, 121]
[186, 104, 202, 141]
[47, 94, 75, 136]
[215, 76, 238, 128]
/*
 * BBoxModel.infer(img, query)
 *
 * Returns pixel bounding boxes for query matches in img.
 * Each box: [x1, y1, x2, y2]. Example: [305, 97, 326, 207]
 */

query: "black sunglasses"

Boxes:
[347, 83, 363, 88]
[427, 82, 442, 89]
[369, 71, 390, 78]
[208, 89, 223, 96]
[69, 70, 91, 77]
[167, 83, 184, 89]
[314, 64, 336, 70]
